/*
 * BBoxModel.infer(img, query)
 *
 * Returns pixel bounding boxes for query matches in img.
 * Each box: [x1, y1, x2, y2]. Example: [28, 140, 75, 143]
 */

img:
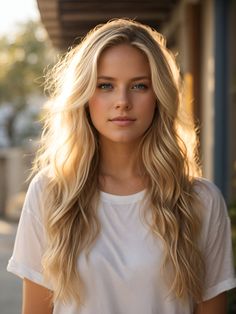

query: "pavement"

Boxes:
[0, 218, 22, 314]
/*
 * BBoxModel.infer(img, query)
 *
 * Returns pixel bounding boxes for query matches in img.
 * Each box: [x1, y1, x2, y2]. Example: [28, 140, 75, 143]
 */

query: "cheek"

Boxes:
[88, 96, 101, 115]
[141, 102, 157, 130]
[88, 98, 107, 128]
[88, 105, 98, 127]
[138, 98, 156, 119]
[145, 107, 156, 127]
[89, 93, 108, 113]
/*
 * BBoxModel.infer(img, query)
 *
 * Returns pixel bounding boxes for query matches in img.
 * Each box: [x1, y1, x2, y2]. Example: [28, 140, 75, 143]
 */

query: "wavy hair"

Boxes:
[33, 18, 204, 305]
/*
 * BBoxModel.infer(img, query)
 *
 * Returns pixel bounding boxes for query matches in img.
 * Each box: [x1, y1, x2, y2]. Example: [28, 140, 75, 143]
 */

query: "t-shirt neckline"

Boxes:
[100, 189, 146, 204]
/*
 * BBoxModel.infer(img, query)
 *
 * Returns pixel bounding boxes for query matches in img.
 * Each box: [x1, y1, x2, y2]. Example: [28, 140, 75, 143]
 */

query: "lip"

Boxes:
[109, 116, 136, 126]
[109, 116, 136, 121]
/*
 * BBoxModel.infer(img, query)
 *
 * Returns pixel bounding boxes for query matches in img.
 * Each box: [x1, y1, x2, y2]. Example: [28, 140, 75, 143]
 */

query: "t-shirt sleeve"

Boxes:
[7, 173, 52, 290]
[196, 179, 236, 301]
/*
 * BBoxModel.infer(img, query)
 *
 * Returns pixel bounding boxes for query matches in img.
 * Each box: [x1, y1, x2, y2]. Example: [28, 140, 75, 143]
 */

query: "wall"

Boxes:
[0, 147, 34, 220]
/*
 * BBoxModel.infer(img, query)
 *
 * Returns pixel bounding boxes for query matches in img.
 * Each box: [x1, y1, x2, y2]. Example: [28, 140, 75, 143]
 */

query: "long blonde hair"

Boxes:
[33, 18, 204, 305]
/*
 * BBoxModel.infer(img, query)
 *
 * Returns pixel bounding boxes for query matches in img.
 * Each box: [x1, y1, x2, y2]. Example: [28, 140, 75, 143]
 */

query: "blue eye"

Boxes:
[132, 83, 148, 90]
[97, 83, 113, 90]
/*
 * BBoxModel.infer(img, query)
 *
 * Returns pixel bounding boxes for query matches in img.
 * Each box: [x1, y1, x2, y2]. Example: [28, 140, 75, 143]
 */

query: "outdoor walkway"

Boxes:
[0, 218, 21, 314]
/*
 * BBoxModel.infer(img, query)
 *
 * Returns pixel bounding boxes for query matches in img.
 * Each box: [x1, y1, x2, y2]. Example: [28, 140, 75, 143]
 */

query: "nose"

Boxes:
[114, 88, 132, 110]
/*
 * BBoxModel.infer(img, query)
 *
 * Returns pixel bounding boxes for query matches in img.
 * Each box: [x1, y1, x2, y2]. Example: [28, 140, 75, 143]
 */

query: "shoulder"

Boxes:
[193, 177, 223, 199]
[192, 179, 236, 299]
[27, 168, 51, 196]
[23, 169, 51, 219]
[192, 177, 229, 232]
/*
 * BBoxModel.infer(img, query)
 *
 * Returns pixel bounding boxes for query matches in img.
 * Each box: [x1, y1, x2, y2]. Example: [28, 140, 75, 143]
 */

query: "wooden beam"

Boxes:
[37, 0, 180, 50]
[61, 12, 166, 21]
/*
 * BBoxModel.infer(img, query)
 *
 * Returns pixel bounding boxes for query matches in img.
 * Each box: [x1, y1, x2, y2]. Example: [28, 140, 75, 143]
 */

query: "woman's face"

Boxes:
[88, 44, 156, 145]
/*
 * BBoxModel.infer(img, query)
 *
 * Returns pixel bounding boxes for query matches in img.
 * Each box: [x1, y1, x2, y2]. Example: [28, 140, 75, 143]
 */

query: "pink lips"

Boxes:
[109, 116, 136, 126]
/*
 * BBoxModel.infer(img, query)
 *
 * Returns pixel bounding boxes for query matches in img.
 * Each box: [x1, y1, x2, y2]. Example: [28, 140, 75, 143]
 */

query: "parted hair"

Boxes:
[33, 18, 204, 306]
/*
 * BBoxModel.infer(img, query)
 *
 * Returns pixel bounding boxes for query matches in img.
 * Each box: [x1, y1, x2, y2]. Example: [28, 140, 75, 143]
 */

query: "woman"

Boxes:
[7, 19, 236, 314]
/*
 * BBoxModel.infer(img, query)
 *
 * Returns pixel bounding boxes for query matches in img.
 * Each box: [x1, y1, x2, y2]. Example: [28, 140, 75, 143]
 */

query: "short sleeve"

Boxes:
[195, 179, 236, 301]
[7, 172, 52, 289]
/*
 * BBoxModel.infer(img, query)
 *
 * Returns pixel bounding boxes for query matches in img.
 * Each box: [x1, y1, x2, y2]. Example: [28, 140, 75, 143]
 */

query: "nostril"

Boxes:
[115, 102, 131, 110]
[114, 97, 131, 109]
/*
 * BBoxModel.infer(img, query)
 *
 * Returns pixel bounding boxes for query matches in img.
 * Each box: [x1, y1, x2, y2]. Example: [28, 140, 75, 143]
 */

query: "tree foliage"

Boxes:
[0, 20, 56, 145]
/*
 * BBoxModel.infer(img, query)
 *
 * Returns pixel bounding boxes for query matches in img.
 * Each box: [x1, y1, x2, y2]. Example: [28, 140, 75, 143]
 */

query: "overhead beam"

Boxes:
[37, 0, 180, 50]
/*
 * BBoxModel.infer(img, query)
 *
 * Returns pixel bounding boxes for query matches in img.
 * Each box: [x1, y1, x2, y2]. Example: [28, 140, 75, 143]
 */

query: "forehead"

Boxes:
[97, 44, 151, 76]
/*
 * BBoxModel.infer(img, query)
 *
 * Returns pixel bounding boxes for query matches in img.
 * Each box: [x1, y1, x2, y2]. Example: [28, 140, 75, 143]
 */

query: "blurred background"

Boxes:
[0, 0, 235, 313]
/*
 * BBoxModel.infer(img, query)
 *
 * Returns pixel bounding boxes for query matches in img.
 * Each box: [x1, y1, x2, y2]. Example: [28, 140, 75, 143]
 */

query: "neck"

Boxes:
[99, 140, 142, 178]
[98, 138, 148, 194]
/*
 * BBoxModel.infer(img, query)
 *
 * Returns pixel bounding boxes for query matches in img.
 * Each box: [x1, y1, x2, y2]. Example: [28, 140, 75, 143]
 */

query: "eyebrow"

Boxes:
[97, 76, 151, 81]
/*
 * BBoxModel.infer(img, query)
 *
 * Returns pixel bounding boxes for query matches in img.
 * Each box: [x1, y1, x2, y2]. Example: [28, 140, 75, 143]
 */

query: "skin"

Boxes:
[88, 44, 156, 195]
[88, 44, 157, 147]
[22, 43, 228, 313]
[22, 278, 53, 314]
[194, 293, 227, 314]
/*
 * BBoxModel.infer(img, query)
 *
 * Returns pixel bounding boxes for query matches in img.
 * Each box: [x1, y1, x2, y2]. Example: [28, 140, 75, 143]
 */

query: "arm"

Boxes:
[194, 292, 227, 314]
[22, 278, 53, 314]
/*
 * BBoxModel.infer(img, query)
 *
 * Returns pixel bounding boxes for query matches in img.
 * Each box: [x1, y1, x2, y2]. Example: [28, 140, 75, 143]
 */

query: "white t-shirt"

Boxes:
[7, 173, 236, 314]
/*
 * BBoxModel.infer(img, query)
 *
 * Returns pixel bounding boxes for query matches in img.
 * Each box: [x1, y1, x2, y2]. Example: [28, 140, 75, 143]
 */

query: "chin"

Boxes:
[108, 136, 142, 145]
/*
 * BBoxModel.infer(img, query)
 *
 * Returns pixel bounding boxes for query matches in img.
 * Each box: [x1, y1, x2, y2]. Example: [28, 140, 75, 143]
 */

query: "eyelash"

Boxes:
[132, 83, 148, 90]
[97, 83, 148, 90]
[97, 83, 113, 90]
